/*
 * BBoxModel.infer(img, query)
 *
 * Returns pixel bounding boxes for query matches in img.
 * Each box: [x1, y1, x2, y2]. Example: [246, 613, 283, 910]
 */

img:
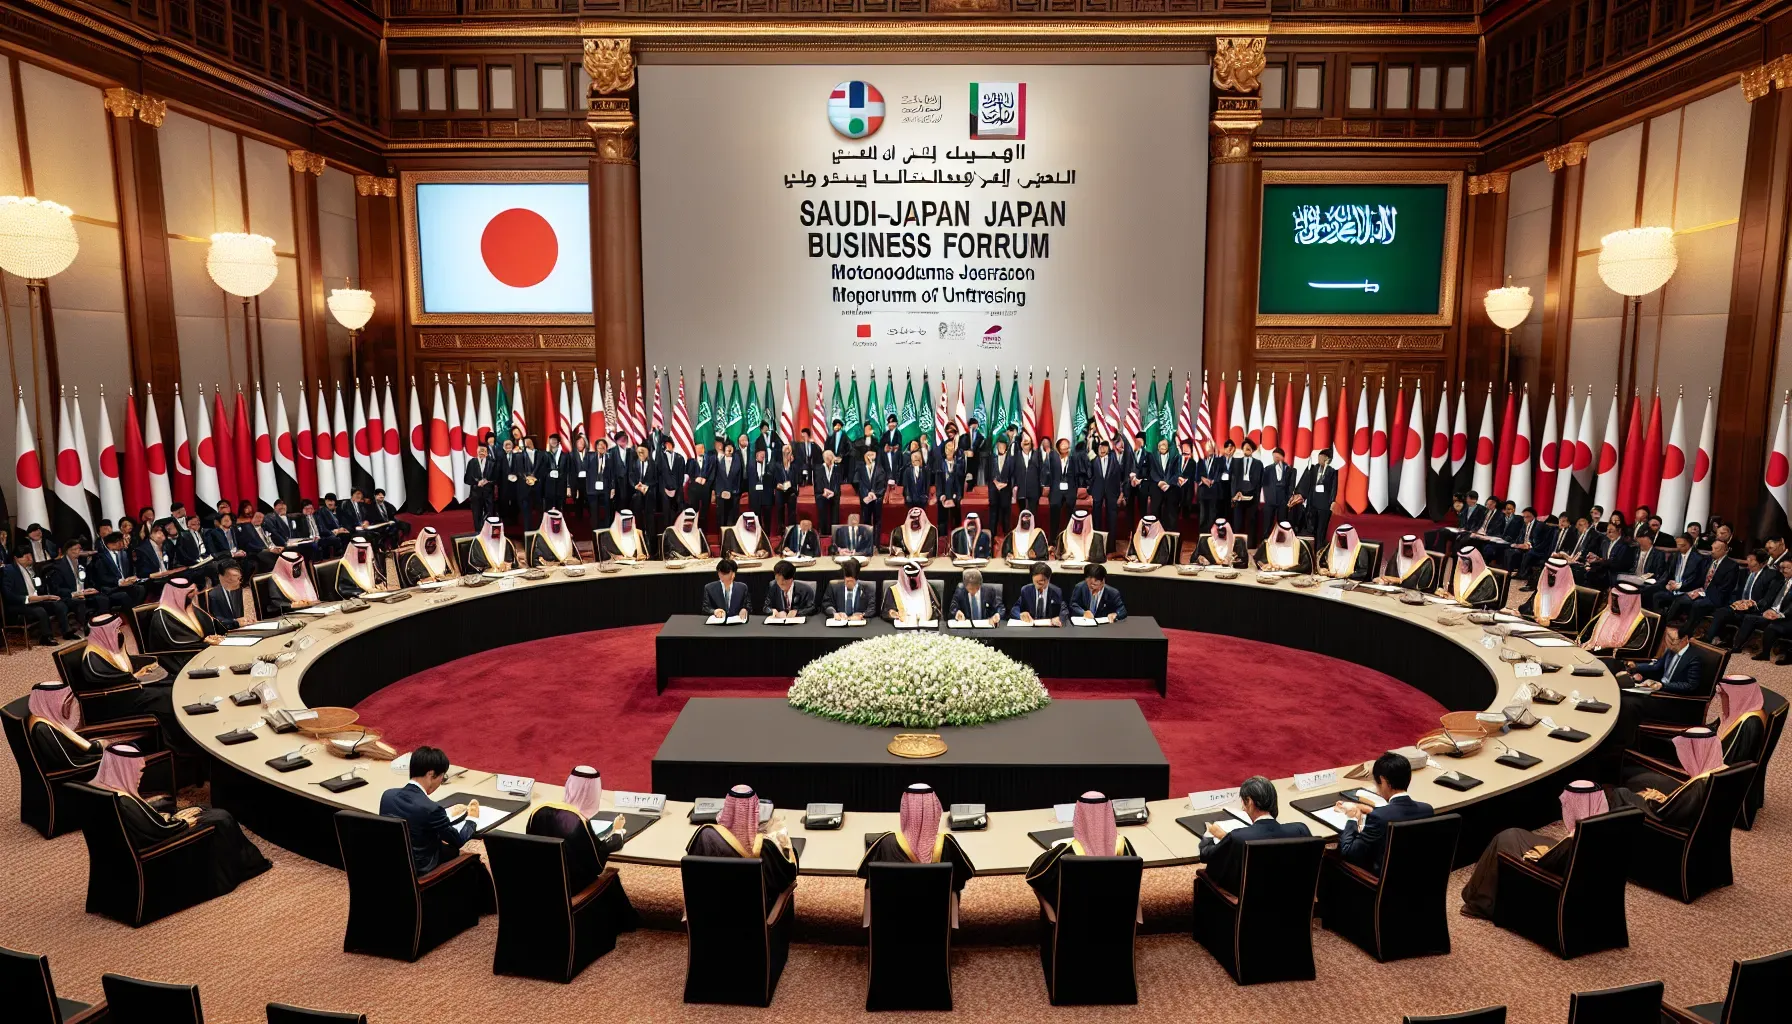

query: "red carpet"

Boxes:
[354, 626, 1447, 795]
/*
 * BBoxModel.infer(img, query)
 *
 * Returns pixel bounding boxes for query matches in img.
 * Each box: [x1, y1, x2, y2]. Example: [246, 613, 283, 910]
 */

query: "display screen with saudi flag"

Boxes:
[1257, 183, 1449, 317]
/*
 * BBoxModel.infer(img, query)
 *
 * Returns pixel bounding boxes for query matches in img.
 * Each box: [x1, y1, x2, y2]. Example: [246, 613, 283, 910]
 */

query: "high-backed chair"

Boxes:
[333, 809, 492, 962]
[1634, 640, 1726, 727]
[1319, 813, 1461, 961]
[1565, 585, 1601, 638]
[64, 781, 216, 926]
[2, 695, 157, 838]
[313, 559, 347, 601]
[876, 579, 946, 617]
[100, 972, 204, 1024]
[1492, 807, 1643, 958]
[1193, 835, 1327, 984]
[1402, 1008, 1506, 1024]
[54, 641, 161, 728]
[681, 855, 794, 1007]
[128, 603, 183, 659]
[1038, 854, 1143, 1005]
[484, 830, 633, 983]
[1, 946, 107, 1024]
[1565, 980, 1666, 1024]
[521, 530, 545, 566]
[266, 1002, 369, 1024]
[1628, 762, 1757, 902]
[1743, 689, 1786, 829]
[452, 534, 477, 571]
[864, 861, 954, 1011]
[1663, 947, 1792, 1024]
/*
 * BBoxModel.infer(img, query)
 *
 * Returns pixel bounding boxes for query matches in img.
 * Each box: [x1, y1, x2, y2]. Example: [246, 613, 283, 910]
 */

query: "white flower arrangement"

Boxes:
[788, 632, 1051, 727]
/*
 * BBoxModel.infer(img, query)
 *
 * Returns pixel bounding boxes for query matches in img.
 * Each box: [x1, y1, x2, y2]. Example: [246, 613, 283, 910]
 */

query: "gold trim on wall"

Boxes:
[1255, 169, 1463, 330]
[399, 169, 596, 328]
[384, 18, 1276, 50]
[1543, 141, 1588, 172]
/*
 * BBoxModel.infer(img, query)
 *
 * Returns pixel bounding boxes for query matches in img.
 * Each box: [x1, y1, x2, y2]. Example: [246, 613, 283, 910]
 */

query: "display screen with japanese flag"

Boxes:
[415, 183, 593, 314]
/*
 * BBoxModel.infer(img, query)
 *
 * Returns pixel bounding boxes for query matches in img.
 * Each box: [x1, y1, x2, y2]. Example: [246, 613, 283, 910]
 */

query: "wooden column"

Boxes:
[1715, 86, 1792, 533]
[287, 149, 330, 387]
[1202, 38, 1266, 391]
[353, 175, 403, 386]
[1461, 172, 1512, 388]
[1538, 142, 1588, 404]
[585, 38, 646, 378]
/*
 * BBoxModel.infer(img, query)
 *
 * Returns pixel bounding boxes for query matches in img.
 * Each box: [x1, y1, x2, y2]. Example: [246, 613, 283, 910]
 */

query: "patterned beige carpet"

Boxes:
[2, 637, 1787, 1024]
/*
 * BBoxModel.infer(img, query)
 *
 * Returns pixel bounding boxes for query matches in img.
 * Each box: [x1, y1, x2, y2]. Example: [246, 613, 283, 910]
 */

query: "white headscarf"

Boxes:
[1265, 521, 1300, 569]
[1207, 519, 1235, 562]
[478, 517, 509, 566]
[344, 538, 378, 592]
[670, 508, 706, 557]
[1395, 534, 1425, 579]
[893, 563, 932, 620]
[1010, 509, 1040, 558]
[607, 510, 642, 559]
[730, 511, 762, 557]
[157, 577, 201, 634]
[274, 551, 318, 603]
[416, 527, 449, 577]
[1132, 515, 1165, 563]
[1325, 525, 1360, 578]
[957, 513, 982, 556]
[541, 510, 574, 561]
[1535, 556, 1575, 623]
[1062, 509, 1093, 562]
[902, 507, 933, 556]
[1453, 546, 1491, 603]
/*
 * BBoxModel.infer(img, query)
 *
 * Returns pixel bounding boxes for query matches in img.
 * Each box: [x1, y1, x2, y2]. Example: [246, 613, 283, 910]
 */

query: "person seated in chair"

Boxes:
[1195, 519, 1245, 567]
[882, 563, 940, 624]
[200, 560, 255, 631]
[1616, 623, 1702, 695]
[24, 681, 106, 773]
[1058, 509, 1105, 564]
[1578, 521, 1634, 590]
[949, 512, 993, 562]
[377, 745, 493, 912]
[264, 551, 320, 614]
[467, 517, 520, 571]
[1069, 563, 1126, 622]
[684, 784, 798, 917]
[73, 612, 175, 734]
[528, 767, 631, 897]
[999, 509, 1048, 562]
[142, 578, 221, 672]
[889, 507, 938, 560]
[1127, 514, 1176, 566]
[949, 569, 1004, 626]
[780, 517, 820, 559]
[831, 513, 877, 559]
[1011, 562, 1066, 626]
[1519, 556, 1578, 628]
[529, 510, 583, 567]
[718, 510, 771, 561]
[331, 538, 383, 598]
[1255, 521, 1313, 573]
[1025, 792, 1136, 917]
[1375, 534, 1436, 590]
[1580, 582, 1650, 663]
[399, 527, 457, 587]
[702, 559, 751, 621]
[94, 742, 270, 895]
[1444, 545, 1501, 608]
[860, 783, 977, 914]
[1334, 752, 1434, 873]
[1727, 557, 1792, 658]
[660, 508, 710, 561]
[762, 560, 815, 619]
[3, 546, 73, 644]
[90, 530, 146, 611]
[1317, 524, 1376, 580]
[1197, 775, 1312, 894]
[1607, 730, 1720, 833]
[823, 558, 877, 622]
[1460, 781, 1605, 919]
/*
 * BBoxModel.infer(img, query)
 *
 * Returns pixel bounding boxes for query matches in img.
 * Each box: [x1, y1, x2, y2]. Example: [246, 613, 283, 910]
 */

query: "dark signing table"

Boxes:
[653, 613, 1170, 694]
[651, 697, 1170, 811]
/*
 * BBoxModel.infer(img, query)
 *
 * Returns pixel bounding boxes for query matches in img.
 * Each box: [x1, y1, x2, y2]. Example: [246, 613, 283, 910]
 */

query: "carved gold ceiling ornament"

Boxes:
[136, 96, 166, 127]
[1741, 54, 1792, 102]
[1211, 131, 1254, 164]
[287, 150, 326, 176]
[583, 38, 636, 97]
[102, 87, 137, 118]
[102, 87, 165, 127]
[354, 175, 398, 198]
[1212, 37, 1267, 95]
[1543, 141, 1587, 172]
[588, 95, 637, 166]
[1468, 171, 1509, 195]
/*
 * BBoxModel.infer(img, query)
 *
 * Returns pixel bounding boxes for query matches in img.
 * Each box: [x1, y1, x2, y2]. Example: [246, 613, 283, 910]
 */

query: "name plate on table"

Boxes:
[763, 616, 807, 625]
[1513, 661, 1544, 678]
[496, 774, 535, 798]
[612, 791, 666, 816]
[1293, 768, 1340, 792]
[1188, 788, 1240, 811]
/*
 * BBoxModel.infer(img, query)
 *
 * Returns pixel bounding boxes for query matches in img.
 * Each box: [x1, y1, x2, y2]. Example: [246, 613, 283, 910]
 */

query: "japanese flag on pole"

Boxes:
[351, 383, 377, 496]
[444, 380, 464, 502]
[1550, 387, 1577, 518]
[1756, 392, 1792, 545]
[170, 387, 195, 515]
[477, 374, 495, 452]
[511, 371, 529, 441]
[1593, 390, 1623, 516]
[1684, 391, 1717, 531]
[94, 388, 125, 524]
[382, 380, 406, 510]
[272, 385, 299, 509]
[1428, 381, 1453, 520]
[144, 389, 171, 518]
[313, 383, 337, 503]
[1397, 380, 1427, 517]
[406, 378, 428, 513]
[51, 391, 93, 543]
[331, 385, 352, 501]
[1346, 379, 1372, 514]
[1534, 386, 1561, 519]
[252, 386, 278, 512]
[1470, 384, 1496, 502]
[1656, 389, 1691, 535]
[295, 383, 318, 503]
[456, 378, 476, 503]
[1507, 386, 1533, 514]
[1259, 374, 1279, 463]
[1311, 378, 1331, 465]
[1293, 376, 1313, 472]
[70, 390, 99, 525]
[1365, 379, 1388, 513]
[14, 392, 50, 531]
[427, 376, 453, 512]
[211, 388, 237, 510]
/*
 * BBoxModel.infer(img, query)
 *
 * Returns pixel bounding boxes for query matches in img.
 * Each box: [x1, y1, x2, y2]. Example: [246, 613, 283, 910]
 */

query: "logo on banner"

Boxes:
[970, 82, 1026, 139]
[980, 325, 1005, 349]
[829, 81, 886, 139]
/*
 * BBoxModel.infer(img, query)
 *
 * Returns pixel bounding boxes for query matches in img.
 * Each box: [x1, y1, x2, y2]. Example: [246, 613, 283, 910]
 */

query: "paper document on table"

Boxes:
[762, 616, 807, 625]
[971, 619, 996, 629]
[848, 618, 868, 626]
[1422, 595, 1459, 605]
[894, 619, 938, 629]
[1259, 570, 1297, 578]
[1520, 634, 1576, 648]
[215, 636, 262, 647]
[417, 579, 459, 591]
[825, 618, 850, 628]
[290, 604, 342, 616]
[946, 619, 973, 629]
[1210, 817, 1249, 835]
[1311, 807, 1353, 832]
[234, 621, 286, 631]
[451, 805, 509, 833]
[1070, 617, 1099, 627]
[1357, 584, 1403, 593]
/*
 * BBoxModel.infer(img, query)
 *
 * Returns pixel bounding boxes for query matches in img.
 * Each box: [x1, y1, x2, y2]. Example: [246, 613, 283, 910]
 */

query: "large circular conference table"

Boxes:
[174, 558, 1621, 877]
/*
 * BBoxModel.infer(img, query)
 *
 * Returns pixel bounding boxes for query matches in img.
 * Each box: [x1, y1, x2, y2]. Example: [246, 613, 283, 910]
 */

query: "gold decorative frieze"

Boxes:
[1543, 141, 1588, 172]
[1740, 54, 1792, 102]
[588, 96, 638, 166]
[1256, 334, 1318, 351]
[287, 150, 326, 176]
[102, 87, 137, 118]
[102, 87, 165, 127]
[420, 333, 594, 350]
[1212, 37, 1267, 95]
[928, 0, 1004, 10]
[542, 334, 598, 350]
[355, 176, 398, 198]
[583, 38, 636, 97]
[1468, 171, 1510, 195]
[1211, 132, 1253, 164]
[1256, 333, 1445, 352]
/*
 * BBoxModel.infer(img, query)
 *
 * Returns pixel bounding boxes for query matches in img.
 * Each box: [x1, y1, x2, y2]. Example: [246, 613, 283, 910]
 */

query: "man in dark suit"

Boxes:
[851, 453, 886, 537]
[1334, 753, 1434, 872]
[961, 417, 986, 488]
[827, 418, 855, 463]
[655, 436, 686, 538]
[1642, 532, 1704, 609]
[950, 569, 1005, 625]
[683, 440, 717, 532]
[1010, 562, 1067, 625]
[1504, 507, 1558, 582]
[1228, 440, 1264, 545]
[287, 500, 329, 561]
[746, 447, 781, 527]
[1297, 450, 1340, 541]
[1082, 439, 1123, 535]
[1013, 437, 1044, 518]
[1122, 433, 1150, 537]
[1618, 623, 1703, 693]
[1068, 563, 1127, 622]
[879, 415, 903, 459]
[378, 746, 480, 876]
[625, 443, 657, 525]
[1630, 531, 1671, 585]
[986, 438, 1016, 531]
[264, 499, 294, 549]
[232, 510, 279, 574]
[1259, 447, 1295, 542]
[780, 517, 820, 558]
[762, 560, 816, 618]
[786, 429, 817, 487]
[202, 512, 242, 564]
[701, 558, 750, 620]
[465, 442, 496, 527]
[44, 538, 104, 631]
[2, 548, 72, 643]
[811, 450, 844, 536]
[1558, 512, 1603, 568]
[1706, 549, 1779, 648]
[1660, 537, 1737, 627]
[713, 441, 744, 528]
[19, 522, 58, 562]
[579, 437, 617, 529]
[901, 449, 932, 511]
[1043, 438, 1080, 538]
[823, 557, 877, 621]
[832, 513, 877, 560]
[1196, 441, 1230, 534]
[537, 435, 574, 515]
[1197, 775, 1313, 894]
[134, 519, 179, 582]
[170, 514, 219, 583]
[90, 530, 144, 611]
[201, 560, 254, 631]
[937, 440, 967, 536]
[1729, 558, 1792, 656]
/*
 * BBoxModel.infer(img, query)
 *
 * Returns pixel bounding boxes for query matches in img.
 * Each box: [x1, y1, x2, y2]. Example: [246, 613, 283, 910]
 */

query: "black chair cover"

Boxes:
[1493, 807, 1643, 958]
[1566, 980, 1666, 1024]
[681, 855, 793, 1007]
[333, 809, 491, 962]
[1630, 762, 1756, 902]
[1320, 813, 1462, 961]
[484, 830, 634, 983]
[100, 973, 204, 1024]
[1038, 854, 1143, 1005]
[865, 861, 954, 1011]
[1194, 835, 1327, 984]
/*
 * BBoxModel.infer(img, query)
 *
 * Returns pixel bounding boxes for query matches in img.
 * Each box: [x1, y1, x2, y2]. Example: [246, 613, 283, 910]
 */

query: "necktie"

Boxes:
[971, 590, 979, 618]
[846, 585, 854, 614]
[1706, 560, 1719, 585]
[1037, 590, 1046, 618]
[1666, 650, 1681, 678]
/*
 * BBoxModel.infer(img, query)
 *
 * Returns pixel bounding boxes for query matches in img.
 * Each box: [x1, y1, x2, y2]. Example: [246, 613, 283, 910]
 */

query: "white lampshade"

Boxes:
[206, 232, 278, 298]
[1598, 227, 1678, 297]
[327, 287, 376, 331]
[0, 196, 79, 279]
[1483, 285, 1534, 331]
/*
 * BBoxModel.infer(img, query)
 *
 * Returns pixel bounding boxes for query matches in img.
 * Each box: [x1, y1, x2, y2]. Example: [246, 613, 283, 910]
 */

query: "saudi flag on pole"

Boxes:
[494, 376, 512, 442]
[743, 373, 763, 440]
[989, 370, 1005, 438]
[1144, 376, 1161, 451]
[917, 372, 935, 443]
[694, 374, 713, 445]
[864, 370, 882, 434]
[1073, 374, 1090, 444]
[725, 374, 746, 443]
[883, 371, 897, 432]
[844, 372, 863, 437]
[972, 374, 987, 430]
[899, 374, 921, 445]
[829, 373, 845, 437]
[1158, 379, 1178, 445]
[1006, 373, 1023, 435]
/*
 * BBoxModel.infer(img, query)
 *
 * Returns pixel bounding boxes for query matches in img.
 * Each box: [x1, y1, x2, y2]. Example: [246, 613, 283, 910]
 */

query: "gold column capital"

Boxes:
[103, 87, 165, 127]
[354, 175, 397, 198]
[287, 150, 326, 176]
[582, 38, 636, 98]
[1212, 37, 1267, 95]
[1543, 141, 1587, 172]
[588, 95, 637, 166]
[1741, 54, 1792, 102]
[1468, 171, 1510, 195]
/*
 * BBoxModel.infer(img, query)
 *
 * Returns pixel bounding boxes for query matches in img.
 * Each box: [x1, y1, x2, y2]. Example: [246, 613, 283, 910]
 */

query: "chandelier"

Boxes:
[0, 196, 79, 279]
[206, 232, 279, 298]
[1597, 227, 1678, 297]
[326, 287, 376, 331]
[1483, 284, 1534, 331]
